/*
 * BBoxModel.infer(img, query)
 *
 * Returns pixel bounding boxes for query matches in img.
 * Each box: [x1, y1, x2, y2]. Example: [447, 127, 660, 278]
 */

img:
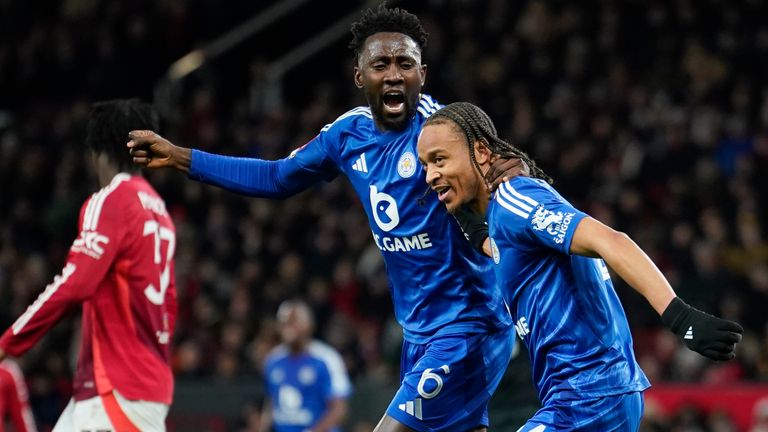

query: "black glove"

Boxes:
[452, 206, 488, 254]
[661, 297, 743, 361]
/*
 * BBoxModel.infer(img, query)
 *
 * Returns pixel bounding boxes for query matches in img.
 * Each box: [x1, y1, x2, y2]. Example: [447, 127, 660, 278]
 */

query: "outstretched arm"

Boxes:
[570, 217, 675, 315]
[128, 131, 339, 199]
[570, 217, 742, 360]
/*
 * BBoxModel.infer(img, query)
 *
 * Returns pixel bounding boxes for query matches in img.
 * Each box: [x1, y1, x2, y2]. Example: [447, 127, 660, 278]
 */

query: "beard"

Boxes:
[368, 94, 418, 131]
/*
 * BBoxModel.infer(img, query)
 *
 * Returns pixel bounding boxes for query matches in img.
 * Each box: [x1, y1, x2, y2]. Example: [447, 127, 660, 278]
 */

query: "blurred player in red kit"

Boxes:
[0, 99, 177, 431]
[0, 359, 36, 432]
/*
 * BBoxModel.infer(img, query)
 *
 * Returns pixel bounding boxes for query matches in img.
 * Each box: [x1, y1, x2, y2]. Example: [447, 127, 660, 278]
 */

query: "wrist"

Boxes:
[661, 297, 688, 331]
[174, 147, 193, 174]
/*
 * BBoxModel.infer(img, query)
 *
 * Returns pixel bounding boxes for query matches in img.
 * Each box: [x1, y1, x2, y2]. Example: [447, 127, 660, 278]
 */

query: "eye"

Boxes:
[372, 63, 386, 71]
[434, 156, 445, 165]
[401, 62, 414, 70]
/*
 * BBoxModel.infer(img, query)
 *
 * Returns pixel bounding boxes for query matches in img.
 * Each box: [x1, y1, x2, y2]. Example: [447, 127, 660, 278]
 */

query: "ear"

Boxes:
[420, 64, 427, 87]
[473, 139, 494, 165]
[354, 65, 364, 89]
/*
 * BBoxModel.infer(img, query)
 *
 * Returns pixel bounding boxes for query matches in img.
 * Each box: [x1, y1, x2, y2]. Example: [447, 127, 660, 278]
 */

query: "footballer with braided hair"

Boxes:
[417, 102, 743, 431]
[128, 4, 527, 432]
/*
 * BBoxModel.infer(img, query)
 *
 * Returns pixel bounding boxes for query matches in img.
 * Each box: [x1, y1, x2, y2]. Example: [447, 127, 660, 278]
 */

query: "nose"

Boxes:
[384, 64, 404, 83]
[425, 165, 439, 186]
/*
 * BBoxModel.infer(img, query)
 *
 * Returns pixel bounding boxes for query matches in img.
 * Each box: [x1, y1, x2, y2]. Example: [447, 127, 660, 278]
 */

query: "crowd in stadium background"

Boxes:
[1, 0, 767, 431]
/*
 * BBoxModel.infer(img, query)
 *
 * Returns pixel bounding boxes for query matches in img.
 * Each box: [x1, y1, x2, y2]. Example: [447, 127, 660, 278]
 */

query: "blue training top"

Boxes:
[189, 94, 512, 343]
[487, 177, 650, 404]
[265, 340, 352, 432]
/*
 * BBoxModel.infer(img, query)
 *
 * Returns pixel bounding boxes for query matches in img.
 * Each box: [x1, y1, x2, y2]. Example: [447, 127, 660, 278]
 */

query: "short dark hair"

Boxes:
[349, 3, 428, 61]
[86, 99, 159, 172]
[426, 102, 552, 183]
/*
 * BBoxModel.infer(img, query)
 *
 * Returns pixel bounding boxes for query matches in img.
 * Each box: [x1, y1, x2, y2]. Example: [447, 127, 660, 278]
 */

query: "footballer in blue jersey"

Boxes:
[417, 102, 744, 431]
[127, 6, 523, 432]
[262, 300, 351, 432]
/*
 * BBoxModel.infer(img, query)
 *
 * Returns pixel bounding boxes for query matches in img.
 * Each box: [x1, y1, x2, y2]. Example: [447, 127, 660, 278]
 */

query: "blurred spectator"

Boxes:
[260, 300, 351, 432]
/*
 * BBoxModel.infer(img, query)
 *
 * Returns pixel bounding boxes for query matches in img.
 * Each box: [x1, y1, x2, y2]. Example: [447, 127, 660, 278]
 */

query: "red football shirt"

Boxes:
[0, 174, 177, 404]
[0, 359, 36, 432]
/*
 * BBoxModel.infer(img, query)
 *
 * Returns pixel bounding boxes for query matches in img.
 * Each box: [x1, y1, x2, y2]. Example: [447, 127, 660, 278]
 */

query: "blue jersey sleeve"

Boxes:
[493, 178, 587, 255]
[188, 131, 340, 199]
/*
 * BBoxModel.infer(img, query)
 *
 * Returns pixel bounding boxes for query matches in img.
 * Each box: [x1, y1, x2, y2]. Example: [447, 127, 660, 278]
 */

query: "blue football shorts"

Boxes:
[386, 324, 516, 432]
[516, 391, 644, 432]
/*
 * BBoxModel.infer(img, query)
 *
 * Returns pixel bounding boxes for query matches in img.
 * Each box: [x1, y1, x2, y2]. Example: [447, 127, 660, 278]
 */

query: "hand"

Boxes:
[127, 130, 191, 173]
[484, 157, 529, 192]
[661, 297, 743, 361]
[452, 206, 489, 254]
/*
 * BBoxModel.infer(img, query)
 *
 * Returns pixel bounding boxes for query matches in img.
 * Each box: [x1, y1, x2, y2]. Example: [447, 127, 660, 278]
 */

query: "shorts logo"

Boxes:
[398, 398, 423, 420]
[397, 151, 417, 178]
[490, 237, 500, 264]
[531, 206, 574, 244]
[370, 185, 400, 232]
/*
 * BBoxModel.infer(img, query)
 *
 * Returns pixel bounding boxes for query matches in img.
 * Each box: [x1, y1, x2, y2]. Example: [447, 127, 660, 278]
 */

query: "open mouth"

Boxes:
[382, 91, 405, 114]
[433, 185, 451, 202]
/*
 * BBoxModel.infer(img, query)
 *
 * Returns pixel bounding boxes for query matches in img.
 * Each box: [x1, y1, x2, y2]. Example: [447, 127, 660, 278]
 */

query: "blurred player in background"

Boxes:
[0, 99, 177, 432]
[127, 5, 526, 432]
[416, 102, 743, 431]
[260, 299, 351, 432]
[0, 359, 36, 432]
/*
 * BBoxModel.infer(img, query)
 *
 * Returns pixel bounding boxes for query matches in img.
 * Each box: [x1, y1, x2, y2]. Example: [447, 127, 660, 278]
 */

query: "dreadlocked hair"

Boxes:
[425, 102, 552, 184]
[349, 3, 428, 61]
[86, 99, 159, 172]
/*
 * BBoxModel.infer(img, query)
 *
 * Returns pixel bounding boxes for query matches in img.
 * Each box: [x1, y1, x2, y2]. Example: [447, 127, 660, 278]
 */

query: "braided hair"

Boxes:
[425, 102, 551, 183]
[349, 3, 428, 62]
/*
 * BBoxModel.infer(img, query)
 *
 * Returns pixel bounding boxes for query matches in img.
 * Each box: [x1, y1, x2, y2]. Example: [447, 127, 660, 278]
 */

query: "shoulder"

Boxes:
[320, 106, 373, 134]
[493, 177, 548, 221]
[416, 94, 442, 119]
[307, 340, 344, 368]
[81, 173, 134, 228]
[265, 344, 289, 366]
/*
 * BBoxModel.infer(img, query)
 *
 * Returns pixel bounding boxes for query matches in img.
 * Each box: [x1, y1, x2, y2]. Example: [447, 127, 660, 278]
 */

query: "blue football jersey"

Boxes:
[285, 95, 512, 343]
[487, 177, 650, 404]
[265, 341, 352, 432]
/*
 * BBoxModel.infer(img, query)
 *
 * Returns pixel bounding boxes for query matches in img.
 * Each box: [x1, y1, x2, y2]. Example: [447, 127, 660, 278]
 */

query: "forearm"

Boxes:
[1, 260, 96, 357]
[189, 150, 311, 199]
[595, 231, 676, 315]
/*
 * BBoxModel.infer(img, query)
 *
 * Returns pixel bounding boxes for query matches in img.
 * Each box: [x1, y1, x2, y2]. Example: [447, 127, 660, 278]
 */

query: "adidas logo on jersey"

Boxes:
[398, 398, 423, 420]
[684, 326, 694, 340]
[352, 153, 368, 173]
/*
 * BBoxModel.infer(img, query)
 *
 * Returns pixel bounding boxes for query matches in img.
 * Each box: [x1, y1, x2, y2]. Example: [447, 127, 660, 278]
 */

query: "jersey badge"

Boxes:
[397, 151, 417, 178]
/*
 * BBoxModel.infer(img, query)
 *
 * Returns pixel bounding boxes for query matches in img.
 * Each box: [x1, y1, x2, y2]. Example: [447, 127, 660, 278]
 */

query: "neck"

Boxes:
[97, 165, 120, 188]
[471, 165, 492, 217]
[471, 193, 490, 217]
[93, 153, 124, 188]
[288, 339, 309, 355]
